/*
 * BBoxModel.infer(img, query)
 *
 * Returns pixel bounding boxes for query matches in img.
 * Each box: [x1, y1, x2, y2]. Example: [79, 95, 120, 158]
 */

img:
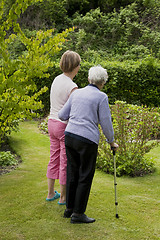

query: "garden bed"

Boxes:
[0, 137, 22, 175]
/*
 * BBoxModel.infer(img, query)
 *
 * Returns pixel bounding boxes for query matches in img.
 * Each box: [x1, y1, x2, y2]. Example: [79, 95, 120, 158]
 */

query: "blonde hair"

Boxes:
[60, 50, 81, 73]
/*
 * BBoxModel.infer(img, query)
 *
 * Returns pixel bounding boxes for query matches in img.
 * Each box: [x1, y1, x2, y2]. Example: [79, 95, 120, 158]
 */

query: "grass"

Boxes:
[0, 120, 160, 240]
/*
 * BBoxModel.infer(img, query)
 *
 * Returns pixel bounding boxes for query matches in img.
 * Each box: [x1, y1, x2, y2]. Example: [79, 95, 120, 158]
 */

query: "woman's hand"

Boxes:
[110, 142, 119, 150]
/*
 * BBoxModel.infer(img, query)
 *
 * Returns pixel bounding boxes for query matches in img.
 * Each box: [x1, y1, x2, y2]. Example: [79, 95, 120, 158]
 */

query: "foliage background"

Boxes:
[4, 0, 159, 113]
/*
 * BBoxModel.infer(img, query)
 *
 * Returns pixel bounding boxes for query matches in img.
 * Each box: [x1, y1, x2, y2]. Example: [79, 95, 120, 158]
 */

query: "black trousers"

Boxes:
[65, 135, 98, 214]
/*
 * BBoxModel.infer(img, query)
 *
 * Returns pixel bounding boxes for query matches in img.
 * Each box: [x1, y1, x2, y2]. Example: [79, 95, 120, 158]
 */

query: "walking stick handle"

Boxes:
[111, 146, 116, 155]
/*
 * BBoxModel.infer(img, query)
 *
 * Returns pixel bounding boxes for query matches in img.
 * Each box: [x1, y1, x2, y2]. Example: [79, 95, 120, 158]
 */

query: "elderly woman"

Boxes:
[58, 65, 118, 223]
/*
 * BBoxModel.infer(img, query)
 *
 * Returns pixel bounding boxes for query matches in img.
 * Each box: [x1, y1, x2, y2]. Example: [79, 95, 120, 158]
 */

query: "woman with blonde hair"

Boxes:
[46, 50, 81, 204]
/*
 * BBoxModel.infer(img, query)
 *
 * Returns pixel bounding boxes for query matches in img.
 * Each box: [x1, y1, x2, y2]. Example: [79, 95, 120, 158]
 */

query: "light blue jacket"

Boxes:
[58, 85, 114, 145]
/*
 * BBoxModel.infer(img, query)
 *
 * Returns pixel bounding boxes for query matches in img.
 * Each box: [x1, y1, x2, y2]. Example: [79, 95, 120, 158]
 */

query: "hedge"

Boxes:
[34, 56, 160, 113]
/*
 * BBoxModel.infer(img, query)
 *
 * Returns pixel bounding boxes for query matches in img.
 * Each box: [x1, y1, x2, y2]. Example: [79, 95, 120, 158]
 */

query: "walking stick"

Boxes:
[111, 147, 119, 218]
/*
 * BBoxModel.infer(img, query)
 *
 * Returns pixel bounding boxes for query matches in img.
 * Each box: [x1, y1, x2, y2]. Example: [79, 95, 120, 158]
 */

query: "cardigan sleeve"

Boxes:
[98, 96, 114, 143]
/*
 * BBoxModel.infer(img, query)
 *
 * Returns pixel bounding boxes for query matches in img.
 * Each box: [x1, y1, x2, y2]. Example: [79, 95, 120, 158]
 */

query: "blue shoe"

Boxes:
[58, 201, 66, 205]
[46, 191, 60, 201]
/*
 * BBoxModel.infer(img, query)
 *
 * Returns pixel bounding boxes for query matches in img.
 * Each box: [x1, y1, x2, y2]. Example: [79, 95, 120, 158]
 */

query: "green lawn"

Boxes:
[0, 121, 160, 240]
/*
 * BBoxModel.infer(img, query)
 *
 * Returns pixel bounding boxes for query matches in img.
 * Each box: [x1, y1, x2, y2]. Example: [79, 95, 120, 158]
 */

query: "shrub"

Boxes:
[97, 101, 160, 177]
[0, 0, 73, 146]
[0, 151, 18, 166]
[39, 117, 49, 134]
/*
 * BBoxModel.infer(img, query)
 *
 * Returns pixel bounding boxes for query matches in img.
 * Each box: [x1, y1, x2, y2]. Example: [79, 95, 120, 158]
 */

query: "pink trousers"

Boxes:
[47, 119, 67, 185]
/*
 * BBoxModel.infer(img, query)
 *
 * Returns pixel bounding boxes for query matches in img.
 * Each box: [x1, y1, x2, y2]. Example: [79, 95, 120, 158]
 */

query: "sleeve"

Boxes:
[67, 81, 78, 96]
[58, 97, 72, 121]
[98, 96, 114, 143]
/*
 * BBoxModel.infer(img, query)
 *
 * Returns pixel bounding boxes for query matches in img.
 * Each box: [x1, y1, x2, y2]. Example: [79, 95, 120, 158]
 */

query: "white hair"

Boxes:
[88, 65, 108, 85]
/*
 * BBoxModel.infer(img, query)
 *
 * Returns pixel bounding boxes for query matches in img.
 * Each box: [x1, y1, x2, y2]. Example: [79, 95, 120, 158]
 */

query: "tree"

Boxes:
[0, 0, 73, 146]
[67, 2, 160, 60]
[19, 0, 69, 31]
